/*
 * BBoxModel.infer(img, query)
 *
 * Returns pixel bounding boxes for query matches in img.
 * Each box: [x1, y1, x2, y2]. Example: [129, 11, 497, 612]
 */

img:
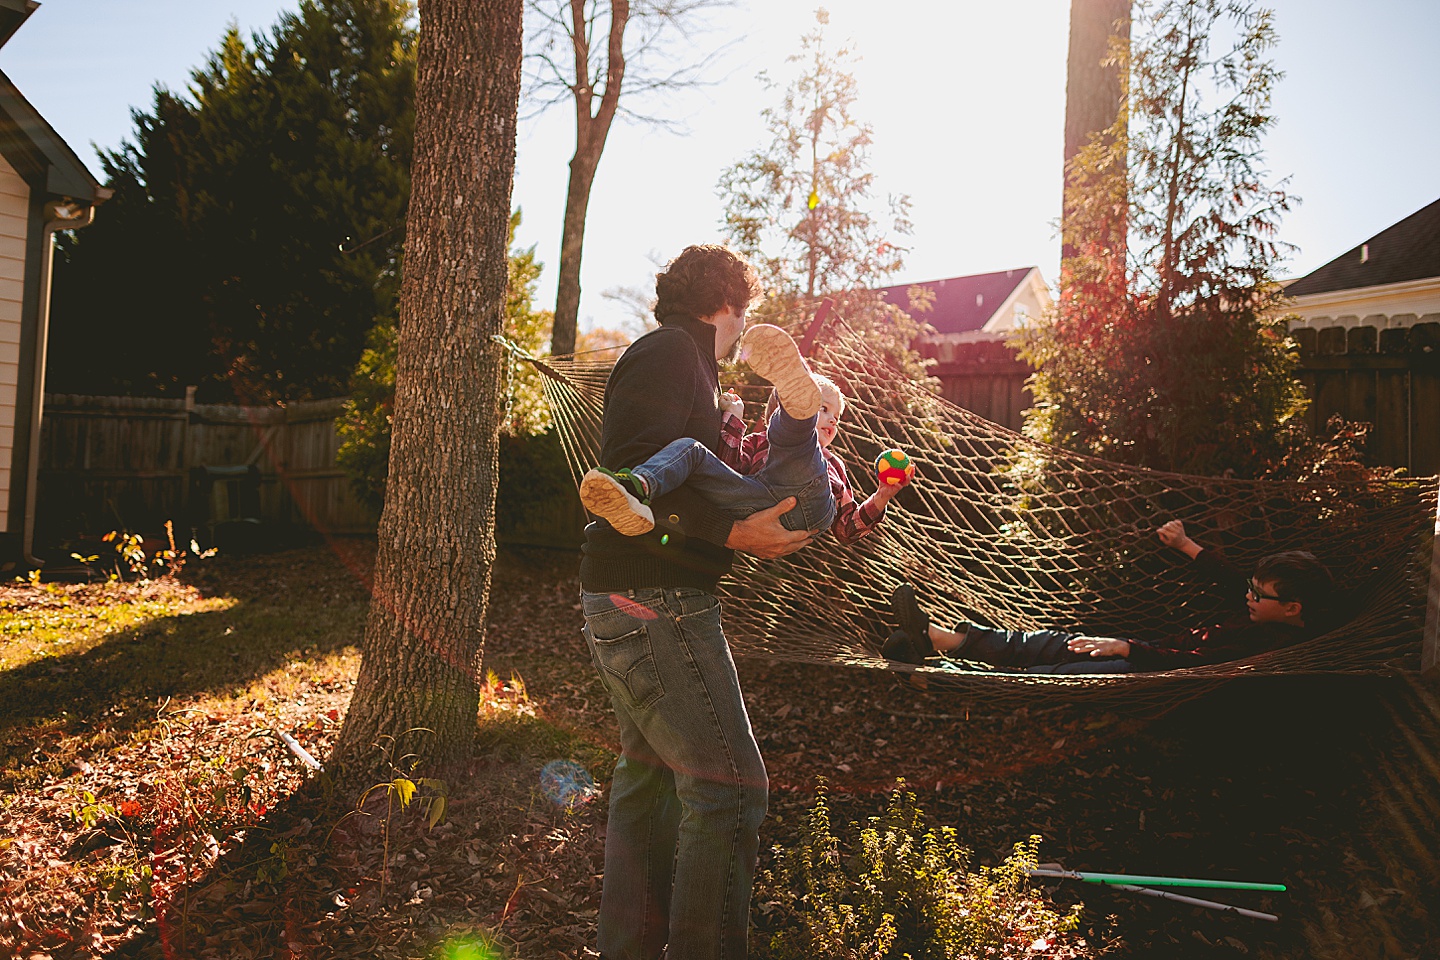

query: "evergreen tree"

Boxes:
[1021, 0, 1304, 478]
[717, 8, 926, 381]
[49, 0, 416, 403]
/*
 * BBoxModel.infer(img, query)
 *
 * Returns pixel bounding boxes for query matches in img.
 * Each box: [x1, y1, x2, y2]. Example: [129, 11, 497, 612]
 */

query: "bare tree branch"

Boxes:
[523, 0, 741, 354]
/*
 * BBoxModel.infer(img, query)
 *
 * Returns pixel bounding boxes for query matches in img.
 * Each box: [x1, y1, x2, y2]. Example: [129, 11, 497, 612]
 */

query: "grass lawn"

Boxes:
[1, 541, 1437, 958]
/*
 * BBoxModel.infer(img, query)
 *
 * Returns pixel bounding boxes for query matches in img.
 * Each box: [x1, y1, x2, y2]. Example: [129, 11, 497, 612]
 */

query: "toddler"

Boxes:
[581, 323, 912, 546]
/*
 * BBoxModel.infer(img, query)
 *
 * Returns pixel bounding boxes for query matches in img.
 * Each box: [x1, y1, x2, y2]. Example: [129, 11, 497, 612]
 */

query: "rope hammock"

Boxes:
[501, 310, 1440, 702]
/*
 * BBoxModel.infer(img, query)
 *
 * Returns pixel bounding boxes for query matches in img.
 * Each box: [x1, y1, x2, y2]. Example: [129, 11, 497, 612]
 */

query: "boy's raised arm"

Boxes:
[1156, 520, 1249, 610]
[1157, 520, 1203, 559]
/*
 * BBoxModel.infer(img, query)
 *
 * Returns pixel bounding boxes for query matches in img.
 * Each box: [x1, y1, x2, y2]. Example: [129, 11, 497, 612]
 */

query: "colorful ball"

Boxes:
[875, 448, 914, 487]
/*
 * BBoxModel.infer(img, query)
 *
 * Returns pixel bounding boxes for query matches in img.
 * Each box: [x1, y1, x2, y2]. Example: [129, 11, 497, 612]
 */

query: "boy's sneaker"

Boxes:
[581, 467, 654, 536]
[741, 324, 822, 419]
[890, 583, 935, 658]
[881, 629, 925, 665]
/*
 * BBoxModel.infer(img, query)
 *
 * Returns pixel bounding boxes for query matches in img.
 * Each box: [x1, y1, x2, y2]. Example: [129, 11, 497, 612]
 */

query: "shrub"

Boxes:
[494, 431, 581, 544]
[754, 782, 1091, 959]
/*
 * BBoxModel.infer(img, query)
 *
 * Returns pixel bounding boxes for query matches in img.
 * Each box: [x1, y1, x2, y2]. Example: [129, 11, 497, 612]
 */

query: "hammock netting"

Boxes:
[516, 318, 1439, 703]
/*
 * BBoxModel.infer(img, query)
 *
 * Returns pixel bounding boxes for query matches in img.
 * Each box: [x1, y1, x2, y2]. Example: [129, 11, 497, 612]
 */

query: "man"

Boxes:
[580, 244, 811, 960]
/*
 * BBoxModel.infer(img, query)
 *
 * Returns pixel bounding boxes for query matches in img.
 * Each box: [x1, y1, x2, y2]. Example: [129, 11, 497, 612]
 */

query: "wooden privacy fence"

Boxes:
[922, 321, 1440, 477]
[1290, 322, 1440, 475]
[35, 320, 1438, 546]
[922, 338, 1033, 431]
[37, 393, 377, 543]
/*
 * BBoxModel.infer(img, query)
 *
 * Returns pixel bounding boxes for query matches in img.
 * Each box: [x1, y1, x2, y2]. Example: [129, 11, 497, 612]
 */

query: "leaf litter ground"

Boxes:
[1, 542, 1437, 958]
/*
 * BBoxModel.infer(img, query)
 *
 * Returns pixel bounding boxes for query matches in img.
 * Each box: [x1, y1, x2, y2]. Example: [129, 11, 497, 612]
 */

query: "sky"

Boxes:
[5, 0, 1438, 335]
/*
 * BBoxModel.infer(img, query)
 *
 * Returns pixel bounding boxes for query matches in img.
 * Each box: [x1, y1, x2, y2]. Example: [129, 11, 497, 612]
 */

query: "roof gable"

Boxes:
[0, 3, 105, 203]
[0, 2, 36, 52]
[1286, 197, 1440, 297]
[877, 268, 1036, 335]
[0, 68, 104, 200]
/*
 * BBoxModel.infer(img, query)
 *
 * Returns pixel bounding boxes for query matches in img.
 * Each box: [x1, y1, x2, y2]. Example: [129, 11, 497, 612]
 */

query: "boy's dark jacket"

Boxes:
[579, 314, 737, 593]
[1125, 548, 1320, 669]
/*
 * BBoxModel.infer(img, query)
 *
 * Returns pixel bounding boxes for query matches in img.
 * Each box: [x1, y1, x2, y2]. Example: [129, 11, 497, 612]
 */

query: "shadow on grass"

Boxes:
[1, 546, 374, 782]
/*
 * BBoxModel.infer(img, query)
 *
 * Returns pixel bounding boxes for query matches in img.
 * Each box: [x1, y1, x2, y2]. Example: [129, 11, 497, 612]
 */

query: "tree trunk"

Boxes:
[549, 0, 629, 357]
[1062, 0, 1131, 262]
[1157, 19, 1200, 326]
[552, 146, 601, 356]
[332, 0, 522, 786]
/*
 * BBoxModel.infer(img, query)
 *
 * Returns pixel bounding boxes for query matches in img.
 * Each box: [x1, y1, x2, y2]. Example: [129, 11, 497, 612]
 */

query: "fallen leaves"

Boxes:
[2, 544, 1438, 958]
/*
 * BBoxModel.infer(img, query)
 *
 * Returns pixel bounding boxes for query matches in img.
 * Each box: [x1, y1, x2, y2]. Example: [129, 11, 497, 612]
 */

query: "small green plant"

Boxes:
[256, 838, 292, 885]
[64, 784, 155, 906]
[755, 780, 1087, 959]
[92, 854, 153, 903]
[141, 699, 272, 948]
[67, 786, 119, 831]
[332, 731, 449, 904]
[78, 520, 218, 583]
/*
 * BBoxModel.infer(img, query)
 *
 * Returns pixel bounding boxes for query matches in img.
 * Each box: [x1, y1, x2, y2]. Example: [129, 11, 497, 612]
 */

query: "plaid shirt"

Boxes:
[720, 414, 887, 544]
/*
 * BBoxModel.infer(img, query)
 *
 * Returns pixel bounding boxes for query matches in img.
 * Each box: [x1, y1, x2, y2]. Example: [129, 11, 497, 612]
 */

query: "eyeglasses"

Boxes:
[1247, 581, 1286, 603]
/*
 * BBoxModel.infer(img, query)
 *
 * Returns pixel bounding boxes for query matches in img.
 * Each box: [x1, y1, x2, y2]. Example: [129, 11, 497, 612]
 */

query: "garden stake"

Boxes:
[276, 729, 323, 771]
[1028, 868, 1285, 892]
[1107, 883, 1278, 922]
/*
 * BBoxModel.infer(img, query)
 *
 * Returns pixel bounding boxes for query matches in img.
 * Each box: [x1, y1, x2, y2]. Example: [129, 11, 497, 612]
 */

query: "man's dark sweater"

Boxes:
[1124, 548, 1318, 669]
[579, 314, 740, 593]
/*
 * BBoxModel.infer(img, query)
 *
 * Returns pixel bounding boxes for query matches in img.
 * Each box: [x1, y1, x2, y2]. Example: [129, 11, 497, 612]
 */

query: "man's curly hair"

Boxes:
[654, 244, 762, 321]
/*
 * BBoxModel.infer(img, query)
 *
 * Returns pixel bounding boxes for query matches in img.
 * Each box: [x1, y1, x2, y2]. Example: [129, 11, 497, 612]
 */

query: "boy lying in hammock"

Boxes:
[581, 323, 911, 545]
[881, 520, 1334, 673]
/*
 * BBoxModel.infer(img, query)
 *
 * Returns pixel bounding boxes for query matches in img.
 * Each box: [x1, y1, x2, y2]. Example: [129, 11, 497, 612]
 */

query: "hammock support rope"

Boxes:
[509, 314, 1440, 701]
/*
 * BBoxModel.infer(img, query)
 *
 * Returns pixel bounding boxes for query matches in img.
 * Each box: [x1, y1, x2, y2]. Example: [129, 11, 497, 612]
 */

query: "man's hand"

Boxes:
[1067, 636, 1132, 658]
[720, 390, 745, 421]
[725, 497, 813, 559]
[1156, 520, 1203, 559]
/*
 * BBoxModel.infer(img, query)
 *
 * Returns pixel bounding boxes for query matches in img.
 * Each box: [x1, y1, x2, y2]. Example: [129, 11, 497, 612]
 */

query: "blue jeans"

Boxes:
[630, 408, 836, 534]
[582, 587, 768, 960]
[956, 625, 1137, 674]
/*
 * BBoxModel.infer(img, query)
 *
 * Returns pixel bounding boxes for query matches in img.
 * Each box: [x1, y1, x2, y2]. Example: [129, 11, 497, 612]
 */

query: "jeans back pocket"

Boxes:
[583, 621, 666, 710]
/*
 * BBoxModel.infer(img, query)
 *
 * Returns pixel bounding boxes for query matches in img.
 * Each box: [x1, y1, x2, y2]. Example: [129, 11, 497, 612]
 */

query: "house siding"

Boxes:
[0, 155, 26, 533]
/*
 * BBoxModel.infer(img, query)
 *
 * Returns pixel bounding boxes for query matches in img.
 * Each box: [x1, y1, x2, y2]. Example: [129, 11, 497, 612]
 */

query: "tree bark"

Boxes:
[549, 0, 629, 358]
[332, 0, 523, 786]
[1062, 0, 1131, 262]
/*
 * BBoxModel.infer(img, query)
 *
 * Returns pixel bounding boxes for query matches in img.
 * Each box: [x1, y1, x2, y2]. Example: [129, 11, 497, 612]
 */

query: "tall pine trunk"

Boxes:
[1062, 0, 1130, 263]
[332, 0, 523, 785]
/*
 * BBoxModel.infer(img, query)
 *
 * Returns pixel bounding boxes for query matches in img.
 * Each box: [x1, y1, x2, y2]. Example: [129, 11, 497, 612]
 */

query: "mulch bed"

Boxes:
[3, 542, 1438, 958]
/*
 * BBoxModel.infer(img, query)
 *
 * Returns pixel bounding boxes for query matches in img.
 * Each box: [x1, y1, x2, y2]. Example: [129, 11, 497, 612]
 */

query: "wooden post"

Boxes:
[1423, 475, 1440, 677]
[798, 297, 834, 359]
[180, 385, 197, 526]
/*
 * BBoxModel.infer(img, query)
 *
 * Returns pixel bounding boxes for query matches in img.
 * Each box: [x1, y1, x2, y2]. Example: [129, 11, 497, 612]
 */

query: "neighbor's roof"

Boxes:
[876, 268, 1036, 336]
[1286, 197, 1440, 297]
